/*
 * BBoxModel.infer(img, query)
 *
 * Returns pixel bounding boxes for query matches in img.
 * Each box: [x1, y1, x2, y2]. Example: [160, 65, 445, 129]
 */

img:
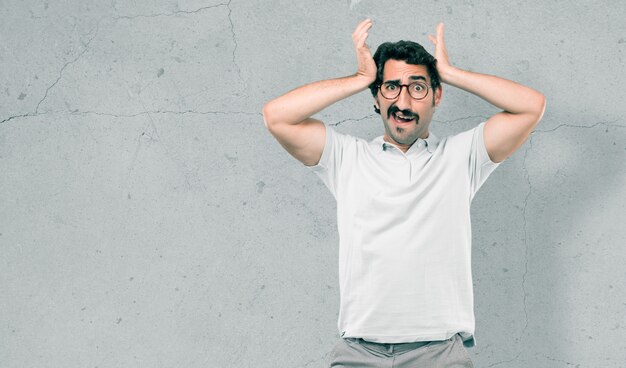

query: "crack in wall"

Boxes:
[534, 121, 626, 132]
[113, 3, 229, 20]
[34, 23, 100, 114]
[432, 115, 490, 124]
[545, 355, 580, 366]
[520, 134, 533, 344]
[225, 0, 242, 83]
[485, 121, 623, 367]
[1, 2, 242, 125]
[486, 353, 522, 368]
[69, 109, 261, 118]
[112, 1, 242, 82]
[1, 110, 261, 124]
[330, 113, 377, 126]
[121, 91, 234, 197]
[0, 113, 37, 125]
[486, 133, 536, 368]
[1, 24, 100, 124]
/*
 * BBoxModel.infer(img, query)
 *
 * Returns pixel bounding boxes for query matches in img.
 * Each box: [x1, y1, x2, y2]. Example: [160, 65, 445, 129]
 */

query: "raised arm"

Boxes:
[429, 23, 546, 163]
[262, 19, 377, 166]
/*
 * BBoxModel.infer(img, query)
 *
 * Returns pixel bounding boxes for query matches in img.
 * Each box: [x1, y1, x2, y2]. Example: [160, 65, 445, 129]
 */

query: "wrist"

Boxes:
[439, 65, 463, 86]
[352, 73, 376, 90]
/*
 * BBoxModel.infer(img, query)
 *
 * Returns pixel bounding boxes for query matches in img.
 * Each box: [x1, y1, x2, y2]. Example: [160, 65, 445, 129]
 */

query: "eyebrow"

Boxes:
[384, 76, 427, 83]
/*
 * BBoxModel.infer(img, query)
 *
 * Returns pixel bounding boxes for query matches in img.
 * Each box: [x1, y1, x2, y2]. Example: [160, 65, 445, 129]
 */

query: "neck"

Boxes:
[383, 131, 430, 153]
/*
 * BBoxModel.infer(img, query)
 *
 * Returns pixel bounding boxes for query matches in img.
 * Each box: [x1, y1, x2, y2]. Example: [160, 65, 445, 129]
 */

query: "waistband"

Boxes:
[345, 334, 456, 356]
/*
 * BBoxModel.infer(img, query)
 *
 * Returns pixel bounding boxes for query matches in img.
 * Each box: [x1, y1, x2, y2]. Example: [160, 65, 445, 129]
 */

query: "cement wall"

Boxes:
[1, 1, 625, 367]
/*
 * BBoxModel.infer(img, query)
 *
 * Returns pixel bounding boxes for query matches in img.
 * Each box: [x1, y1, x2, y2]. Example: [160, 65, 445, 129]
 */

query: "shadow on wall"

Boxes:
[471, 113, 625, 366]
[526, 119, 625, 365]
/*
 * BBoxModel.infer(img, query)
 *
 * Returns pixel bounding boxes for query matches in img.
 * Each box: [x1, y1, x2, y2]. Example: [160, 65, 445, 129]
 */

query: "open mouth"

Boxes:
[391, 111, 417, 124]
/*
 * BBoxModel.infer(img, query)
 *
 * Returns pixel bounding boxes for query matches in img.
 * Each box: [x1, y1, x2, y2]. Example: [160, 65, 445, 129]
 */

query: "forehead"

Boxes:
[382, 59, 429, 82]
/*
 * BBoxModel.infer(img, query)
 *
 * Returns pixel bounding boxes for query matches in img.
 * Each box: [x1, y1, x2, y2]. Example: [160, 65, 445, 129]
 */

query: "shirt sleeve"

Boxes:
[306, 124, 346, 198]
[469, 121, 502, 200]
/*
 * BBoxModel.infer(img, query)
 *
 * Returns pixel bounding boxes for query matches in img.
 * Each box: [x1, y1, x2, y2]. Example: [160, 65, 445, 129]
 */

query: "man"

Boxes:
[262, 19, 545, 367]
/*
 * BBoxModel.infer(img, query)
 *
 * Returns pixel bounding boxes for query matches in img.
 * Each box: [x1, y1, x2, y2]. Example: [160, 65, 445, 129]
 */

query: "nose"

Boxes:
[395, 85, 412, 110]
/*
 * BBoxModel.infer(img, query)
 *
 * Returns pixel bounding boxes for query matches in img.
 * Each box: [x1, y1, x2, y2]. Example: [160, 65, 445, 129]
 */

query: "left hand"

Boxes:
[428, 23, 454, 81]
[352, 18, 377, 85]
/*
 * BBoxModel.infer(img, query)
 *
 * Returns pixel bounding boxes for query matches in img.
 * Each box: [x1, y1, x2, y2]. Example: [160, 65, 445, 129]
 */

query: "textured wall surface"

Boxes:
[1, 1, 625, 367]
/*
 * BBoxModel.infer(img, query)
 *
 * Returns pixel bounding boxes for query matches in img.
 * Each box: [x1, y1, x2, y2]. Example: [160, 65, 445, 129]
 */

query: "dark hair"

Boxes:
[368, 40, 441, 101]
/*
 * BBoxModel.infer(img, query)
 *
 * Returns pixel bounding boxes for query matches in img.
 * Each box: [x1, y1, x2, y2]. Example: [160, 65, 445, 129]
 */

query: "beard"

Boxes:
[387, 125, 420, 146]
[383, 106, 423, 146]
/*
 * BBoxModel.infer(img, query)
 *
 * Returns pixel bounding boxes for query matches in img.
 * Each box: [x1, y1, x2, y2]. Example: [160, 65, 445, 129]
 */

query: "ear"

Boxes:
[373, 97, 381, 115]
[433, 85, 443, 107]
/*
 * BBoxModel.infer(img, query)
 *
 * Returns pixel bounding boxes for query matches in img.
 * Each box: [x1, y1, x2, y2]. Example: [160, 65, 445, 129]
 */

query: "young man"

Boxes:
[262, 19, 545, 367]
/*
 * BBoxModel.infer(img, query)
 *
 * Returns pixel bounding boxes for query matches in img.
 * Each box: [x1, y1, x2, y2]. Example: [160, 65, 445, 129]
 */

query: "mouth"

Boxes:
[389, 109, 418, 125]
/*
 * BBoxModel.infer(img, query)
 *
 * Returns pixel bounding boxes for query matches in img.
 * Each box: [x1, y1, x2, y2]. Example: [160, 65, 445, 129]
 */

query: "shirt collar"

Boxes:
[370, 131, 440, 155]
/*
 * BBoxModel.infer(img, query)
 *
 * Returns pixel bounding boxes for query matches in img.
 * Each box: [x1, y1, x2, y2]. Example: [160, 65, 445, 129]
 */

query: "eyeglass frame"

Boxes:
[377, 80, 431, 101]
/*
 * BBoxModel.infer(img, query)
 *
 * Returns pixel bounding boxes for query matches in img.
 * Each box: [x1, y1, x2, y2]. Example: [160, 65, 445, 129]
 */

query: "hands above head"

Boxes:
[352, 18, 377, 85]
[428, 23, 456, 82]
[351, 20, 455, 87]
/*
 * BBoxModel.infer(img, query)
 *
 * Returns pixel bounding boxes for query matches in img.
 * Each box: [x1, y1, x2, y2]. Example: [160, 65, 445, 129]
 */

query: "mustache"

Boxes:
[388, 106, 419, 121]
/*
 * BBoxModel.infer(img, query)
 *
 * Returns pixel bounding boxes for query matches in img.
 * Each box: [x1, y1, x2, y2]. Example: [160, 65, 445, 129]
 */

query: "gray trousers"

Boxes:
[328, 333, 474, 367]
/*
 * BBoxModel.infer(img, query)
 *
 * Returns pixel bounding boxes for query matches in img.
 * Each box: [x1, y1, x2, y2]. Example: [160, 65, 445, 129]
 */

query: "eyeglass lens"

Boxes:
[380, 82, 429, 100]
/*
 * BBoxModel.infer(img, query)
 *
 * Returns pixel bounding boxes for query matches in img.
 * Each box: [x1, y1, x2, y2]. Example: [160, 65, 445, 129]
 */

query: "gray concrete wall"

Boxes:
[1, 1, 624, 367]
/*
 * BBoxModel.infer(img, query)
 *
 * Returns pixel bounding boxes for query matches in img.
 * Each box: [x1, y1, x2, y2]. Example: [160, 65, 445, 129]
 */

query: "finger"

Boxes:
[354, 19, 371, 33]
[358, 17, 371, 26]
[356, 31, 369, 48]
[353, 29, 365, 45]
[352, 22, 366, 41]
[353, 25, 371, 44]
[357, 23, 372, 41]
[428, 35, 436, 45]
[437, 22, 445, 43]
[354, 18, 372, 34]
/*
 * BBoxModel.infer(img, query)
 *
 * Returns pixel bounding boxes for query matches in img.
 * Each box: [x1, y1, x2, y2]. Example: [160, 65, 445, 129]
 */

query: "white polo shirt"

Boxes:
[308, 121, 501, 347]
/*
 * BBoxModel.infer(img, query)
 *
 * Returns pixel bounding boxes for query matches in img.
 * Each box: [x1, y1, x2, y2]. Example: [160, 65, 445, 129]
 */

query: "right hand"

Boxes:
[352, 18, 377, 84]
[427, 22, 455, 83]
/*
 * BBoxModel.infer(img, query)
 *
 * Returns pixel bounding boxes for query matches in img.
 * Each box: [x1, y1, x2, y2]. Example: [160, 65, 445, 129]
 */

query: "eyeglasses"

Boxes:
[379, 81, 430, 100]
